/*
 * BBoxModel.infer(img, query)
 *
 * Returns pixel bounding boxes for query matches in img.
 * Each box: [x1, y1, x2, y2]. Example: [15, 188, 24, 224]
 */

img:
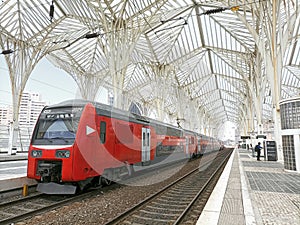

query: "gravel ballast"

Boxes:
[18, 153, 218, 225]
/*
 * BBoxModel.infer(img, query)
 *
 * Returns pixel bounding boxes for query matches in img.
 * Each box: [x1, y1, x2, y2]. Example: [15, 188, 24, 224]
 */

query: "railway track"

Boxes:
[0, 150, 230, 224]
[0, 185, 37, 204]
[105, 149, 232, 225]
[0, 159, 191, 224]
[0, 158, 188, 224]
[0, 188, 103, 225]
[0, 152, 194, 225]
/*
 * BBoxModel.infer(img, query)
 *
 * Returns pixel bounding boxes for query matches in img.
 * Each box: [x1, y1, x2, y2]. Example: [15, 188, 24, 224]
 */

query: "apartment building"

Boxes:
[0, 92, 46, 152]
[18, 92, 46, 128]
[0, 106, 12, 126]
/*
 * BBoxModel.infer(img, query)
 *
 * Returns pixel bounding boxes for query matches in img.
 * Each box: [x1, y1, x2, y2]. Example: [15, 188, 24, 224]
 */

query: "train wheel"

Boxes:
[91, 176, 103, 188]
[101, 176, 112, 186]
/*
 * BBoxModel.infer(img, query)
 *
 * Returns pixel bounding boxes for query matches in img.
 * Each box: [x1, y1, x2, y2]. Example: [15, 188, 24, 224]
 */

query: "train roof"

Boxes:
[46, 99, 216, 138]
[46, 99, 149, 123]
[46, 99, 93, 108]
[47, 99, 180, 127]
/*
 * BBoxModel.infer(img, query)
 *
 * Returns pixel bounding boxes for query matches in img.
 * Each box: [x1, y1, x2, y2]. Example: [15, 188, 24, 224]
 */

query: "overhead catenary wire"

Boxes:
[198, 0, 267, 16]
[49, 1, 54, 22]
[153, 0, 265, 34]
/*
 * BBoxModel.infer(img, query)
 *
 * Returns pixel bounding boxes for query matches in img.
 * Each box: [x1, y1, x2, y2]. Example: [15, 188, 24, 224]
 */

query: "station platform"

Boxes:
[0, 152, 36, 192]
[0, 152, 28, 162]
[1, 149, 300, 225]
[197, 148, 300, 225]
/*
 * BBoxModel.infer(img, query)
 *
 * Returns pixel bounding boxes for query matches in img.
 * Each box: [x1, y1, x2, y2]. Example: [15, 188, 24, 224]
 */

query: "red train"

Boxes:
[27, 100, 222, 194]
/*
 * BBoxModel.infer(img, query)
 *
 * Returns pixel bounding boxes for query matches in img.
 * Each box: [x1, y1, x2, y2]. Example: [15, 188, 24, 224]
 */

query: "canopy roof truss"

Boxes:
[1, 0, 299, 133]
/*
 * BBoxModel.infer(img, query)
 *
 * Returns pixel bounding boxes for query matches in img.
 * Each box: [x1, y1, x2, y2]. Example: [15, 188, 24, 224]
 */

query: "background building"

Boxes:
[0, 106, 12, 126]
[0, 92, 46, 152]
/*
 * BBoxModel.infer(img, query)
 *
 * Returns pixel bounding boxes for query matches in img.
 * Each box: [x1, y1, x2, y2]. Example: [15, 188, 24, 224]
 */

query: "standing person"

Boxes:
[255, 142, 262, 161]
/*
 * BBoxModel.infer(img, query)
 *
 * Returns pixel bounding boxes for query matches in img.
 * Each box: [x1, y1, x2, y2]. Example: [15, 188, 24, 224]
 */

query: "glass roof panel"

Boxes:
[0, 0, 299, 131]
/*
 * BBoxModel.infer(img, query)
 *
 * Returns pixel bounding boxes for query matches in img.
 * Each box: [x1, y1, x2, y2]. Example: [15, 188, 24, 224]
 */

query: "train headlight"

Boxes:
[55, 150, 70, 158]
[31, 150, 42, 158]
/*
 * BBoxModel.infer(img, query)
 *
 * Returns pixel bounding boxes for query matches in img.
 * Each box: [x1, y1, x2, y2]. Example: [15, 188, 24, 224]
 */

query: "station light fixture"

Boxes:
[230, 6, 240, 12]
[56, 150, 70, 158]
[201, 5, 240, 15]
[31, 150, 43, 158]
[202, 7, 228, 15]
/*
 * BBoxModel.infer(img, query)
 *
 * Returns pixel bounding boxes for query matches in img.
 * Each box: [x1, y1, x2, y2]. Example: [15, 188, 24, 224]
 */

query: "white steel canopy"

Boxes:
[0, 0, 299, 137]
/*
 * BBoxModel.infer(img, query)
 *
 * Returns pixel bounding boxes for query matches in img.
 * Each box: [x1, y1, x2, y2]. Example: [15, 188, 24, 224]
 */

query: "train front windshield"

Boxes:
[32, 107, 83, 145]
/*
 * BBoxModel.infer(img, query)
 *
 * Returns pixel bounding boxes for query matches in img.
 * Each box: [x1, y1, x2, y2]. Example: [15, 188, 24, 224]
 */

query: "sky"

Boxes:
[0, 56, 107, 106]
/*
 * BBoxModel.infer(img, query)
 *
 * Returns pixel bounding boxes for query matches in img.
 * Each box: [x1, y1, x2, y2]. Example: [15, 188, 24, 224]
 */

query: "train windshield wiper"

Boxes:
[43, 138, 53, 143]
[49, 137, 69, 143]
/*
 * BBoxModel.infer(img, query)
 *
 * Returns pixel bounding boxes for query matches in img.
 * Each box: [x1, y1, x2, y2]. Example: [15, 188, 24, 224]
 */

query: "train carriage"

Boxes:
[27, 99, 222, 194]
[28, 100, 156, 193]
[150, 120, 183, 156]
[182, 130, 197, 158]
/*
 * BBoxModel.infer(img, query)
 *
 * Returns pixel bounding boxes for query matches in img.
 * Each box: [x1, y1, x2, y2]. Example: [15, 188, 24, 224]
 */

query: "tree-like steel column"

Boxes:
[0, 0, 81, 154]
[0, 38, 47, 154]
[103, 17, 139, 110]
[47, 53, 110, 102]
[174, 87, 190, 129]
[251, 52, 265, 134]
[262, 1, 298, 161]
[237, 0, 298, 161]
[74, 71, 108, 101]
[150, 63, 175, 121]
[188, 101, 201, 132]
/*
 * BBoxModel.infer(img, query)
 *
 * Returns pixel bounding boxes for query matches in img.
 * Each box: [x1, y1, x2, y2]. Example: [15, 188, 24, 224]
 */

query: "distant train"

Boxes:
[27, 100, 223, 194]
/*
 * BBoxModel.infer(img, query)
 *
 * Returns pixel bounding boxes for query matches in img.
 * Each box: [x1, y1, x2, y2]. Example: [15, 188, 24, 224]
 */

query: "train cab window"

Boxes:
[100, 121, 106, 144]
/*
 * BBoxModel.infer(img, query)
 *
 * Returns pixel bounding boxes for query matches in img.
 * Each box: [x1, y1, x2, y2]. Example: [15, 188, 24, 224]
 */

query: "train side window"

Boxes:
[143, 132, 146, 146]
[100, 121, 106, 144]
[147, 132, 150, 146]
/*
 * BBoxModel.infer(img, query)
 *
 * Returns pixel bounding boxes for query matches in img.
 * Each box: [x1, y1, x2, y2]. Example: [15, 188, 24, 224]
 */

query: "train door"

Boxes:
[198, 138, 201, 154]
[185, 137, 189, 156]
[142, 127, 151, 162]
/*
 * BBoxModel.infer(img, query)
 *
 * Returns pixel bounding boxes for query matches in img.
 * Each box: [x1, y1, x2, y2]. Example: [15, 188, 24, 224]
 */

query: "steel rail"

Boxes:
[173, 149, 232, 224]
[104, 150, 232, 225]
